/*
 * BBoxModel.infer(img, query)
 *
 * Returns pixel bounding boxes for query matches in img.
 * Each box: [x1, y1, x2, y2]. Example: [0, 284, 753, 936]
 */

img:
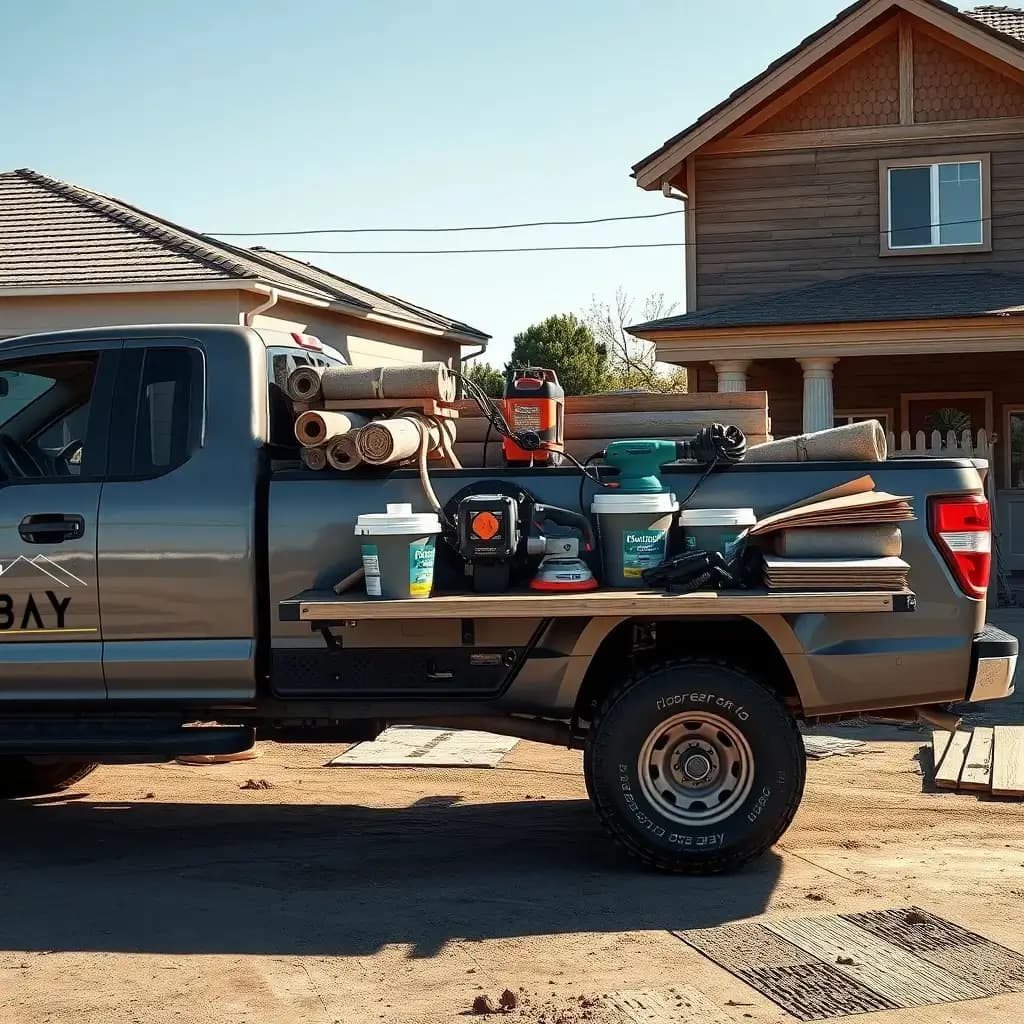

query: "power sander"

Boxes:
[603, 427, 747, 493]
[447, 485, 595, 592]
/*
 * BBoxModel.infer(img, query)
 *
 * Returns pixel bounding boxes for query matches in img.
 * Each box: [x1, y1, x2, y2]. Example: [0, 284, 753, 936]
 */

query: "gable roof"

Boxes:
[632, 0, 1024, 189]
[0, 168, 488, 343]
[628, 270, 1024, 334]
[968, 5, 1024, 40]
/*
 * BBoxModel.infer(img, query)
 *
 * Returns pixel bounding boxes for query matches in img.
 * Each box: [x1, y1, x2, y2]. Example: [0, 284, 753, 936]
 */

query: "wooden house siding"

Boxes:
[694, 134, 1024, 309]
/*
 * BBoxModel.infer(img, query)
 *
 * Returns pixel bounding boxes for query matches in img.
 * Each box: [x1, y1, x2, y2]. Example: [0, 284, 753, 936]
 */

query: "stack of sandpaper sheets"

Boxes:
[752, 476, 914, 591]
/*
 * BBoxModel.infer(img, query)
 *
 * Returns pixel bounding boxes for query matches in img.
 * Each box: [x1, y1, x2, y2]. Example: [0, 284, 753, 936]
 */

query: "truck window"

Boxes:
[0, 355, 100, 479]
[108, 347, 204, 478]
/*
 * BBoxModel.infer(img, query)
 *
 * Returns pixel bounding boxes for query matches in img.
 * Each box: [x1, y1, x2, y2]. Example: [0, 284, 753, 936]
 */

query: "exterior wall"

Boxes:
[250, 298, 462, 367]
[759, 32, 900, 133]
[0, 290, 245, 340]
[693, 133, 1024, 310]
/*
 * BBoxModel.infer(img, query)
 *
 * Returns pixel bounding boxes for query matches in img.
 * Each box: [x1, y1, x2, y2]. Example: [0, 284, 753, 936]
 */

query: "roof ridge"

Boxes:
[250, 247, 486, 336]
[13, 168, 258, 281]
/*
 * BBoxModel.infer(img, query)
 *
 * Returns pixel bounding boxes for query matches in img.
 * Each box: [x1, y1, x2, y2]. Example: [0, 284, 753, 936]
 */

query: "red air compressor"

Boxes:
[502, 367, 565, 465]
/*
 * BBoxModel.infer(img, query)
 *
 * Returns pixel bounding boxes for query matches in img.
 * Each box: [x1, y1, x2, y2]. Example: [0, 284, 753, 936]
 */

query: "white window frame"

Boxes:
[879, 154, 991, 256]
[834, 409, 892, 432]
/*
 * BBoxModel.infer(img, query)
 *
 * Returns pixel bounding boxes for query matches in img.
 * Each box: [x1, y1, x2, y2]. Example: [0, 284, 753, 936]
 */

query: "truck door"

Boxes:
[0, 343, 118, 699]
[97, 337, 257, 699]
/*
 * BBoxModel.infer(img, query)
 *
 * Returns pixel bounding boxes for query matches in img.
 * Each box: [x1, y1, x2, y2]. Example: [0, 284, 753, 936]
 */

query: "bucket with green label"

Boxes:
[591, 492, 679, 588]
[354, 503, 442, 599]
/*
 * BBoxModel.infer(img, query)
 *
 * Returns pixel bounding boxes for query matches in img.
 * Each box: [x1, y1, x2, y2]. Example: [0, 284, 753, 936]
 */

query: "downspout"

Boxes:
[242, 287, 280, 327]
[457, 341, 489, 398]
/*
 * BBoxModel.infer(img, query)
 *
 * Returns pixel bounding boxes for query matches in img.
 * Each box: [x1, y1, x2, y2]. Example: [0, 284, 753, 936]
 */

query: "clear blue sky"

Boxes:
[1, 1, 969, 363]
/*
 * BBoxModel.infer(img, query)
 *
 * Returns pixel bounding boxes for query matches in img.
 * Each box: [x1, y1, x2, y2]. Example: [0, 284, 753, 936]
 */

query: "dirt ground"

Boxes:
[0, 706, 1021, 1024]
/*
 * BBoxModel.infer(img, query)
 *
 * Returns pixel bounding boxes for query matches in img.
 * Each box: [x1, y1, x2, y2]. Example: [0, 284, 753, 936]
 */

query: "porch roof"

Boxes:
[629, 270, 1024, 335]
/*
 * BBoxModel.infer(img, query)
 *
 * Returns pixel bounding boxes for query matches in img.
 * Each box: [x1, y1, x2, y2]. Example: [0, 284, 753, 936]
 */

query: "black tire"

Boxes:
[584, 657, 805, 874]
[0, 757, 99, 799]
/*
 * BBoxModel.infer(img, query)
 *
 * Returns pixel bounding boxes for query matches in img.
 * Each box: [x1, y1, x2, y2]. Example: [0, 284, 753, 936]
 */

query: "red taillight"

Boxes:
[291, 332, 322, 351]
[929, 495, 991, 598]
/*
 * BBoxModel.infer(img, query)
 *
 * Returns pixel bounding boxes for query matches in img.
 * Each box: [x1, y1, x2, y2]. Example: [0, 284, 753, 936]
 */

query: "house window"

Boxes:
[834, 410, 891, 432]
[879, 155, 990, 254]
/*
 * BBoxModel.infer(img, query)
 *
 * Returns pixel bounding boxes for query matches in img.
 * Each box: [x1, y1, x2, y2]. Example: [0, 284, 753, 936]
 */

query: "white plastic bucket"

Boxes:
[354, 503, 442, 599]
[678, 507, 755, 557]
[591, 492, 679, 587]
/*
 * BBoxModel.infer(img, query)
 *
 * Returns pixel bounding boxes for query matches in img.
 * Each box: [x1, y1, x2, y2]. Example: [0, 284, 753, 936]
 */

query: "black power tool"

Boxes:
[445, 484, 594, 593]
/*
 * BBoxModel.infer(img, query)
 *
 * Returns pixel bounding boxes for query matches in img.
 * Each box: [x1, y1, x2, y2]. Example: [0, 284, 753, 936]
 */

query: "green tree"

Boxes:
[462, 359, 505, 398]
[507, 313, 608, 395]
[585, 289, 687, 393]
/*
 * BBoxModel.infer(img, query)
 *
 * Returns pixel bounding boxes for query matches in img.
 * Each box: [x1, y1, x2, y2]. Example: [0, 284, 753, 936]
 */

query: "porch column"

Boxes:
[797, 356, 838, 433]
[712, 359, 750, 392]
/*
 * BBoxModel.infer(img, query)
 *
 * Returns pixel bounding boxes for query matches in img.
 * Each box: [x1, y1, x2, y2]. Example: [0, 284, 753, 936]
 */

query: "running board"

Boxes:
[0, 719, 254, 758]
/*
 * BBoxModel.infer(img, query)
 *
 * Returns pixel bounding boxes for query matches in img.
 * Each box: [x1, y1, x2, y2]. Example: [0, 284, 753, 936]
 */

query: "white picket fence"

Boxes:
[886, 428, 993, 460]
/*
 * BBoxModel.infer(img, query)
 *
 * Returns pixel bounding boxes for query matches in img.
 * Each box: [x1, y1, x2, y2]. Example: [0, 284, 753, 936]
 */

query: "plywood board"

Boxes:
[934, 729, 971, 790]
[931, 730, 953, 772]
[751, 491, 913, 536]
[327, 727, 518, 768]
[959, 727, 994, 792]
[992, 725, 1024, 797]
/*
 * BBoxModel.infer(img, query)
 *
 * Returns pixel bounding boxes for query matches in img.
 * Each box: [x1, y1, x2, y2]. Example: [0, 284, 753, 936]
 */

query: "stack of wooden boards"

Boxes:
[932, 725, 1024, 797]
[450, 391, 771, 467]
[750, 476, 914, 591]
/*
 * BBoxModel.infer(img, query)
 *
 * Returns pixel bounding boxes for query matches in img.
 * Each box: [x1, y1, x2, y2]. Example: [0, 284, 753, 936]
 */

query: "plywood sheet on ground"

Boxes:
[934, 729, 971, 789]
[327, 726, 518, 768]
[992, 725, 1024, 797]
[959, 727, 994, 792]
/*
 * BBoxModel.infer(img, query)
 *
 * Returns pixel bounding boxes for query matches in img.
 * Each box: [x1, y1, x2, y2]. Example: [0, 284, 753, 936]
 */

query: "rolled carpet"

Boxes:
[745, 419, 886, 463]
[301, 446, 327, 471]
[293, 410, 369, 447]
[319, 361, 455, 402]
[286, 365, 325, 403]
[355, 417, 426, 465]
[325, 433, 363, 471]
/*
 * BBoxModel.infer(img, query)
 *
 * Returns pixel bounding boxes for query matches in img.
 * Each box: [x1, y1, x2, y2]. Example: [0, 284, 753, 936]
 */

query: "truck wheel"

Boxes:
[0, 757, 99, 799]
[584, 658, 805, 874]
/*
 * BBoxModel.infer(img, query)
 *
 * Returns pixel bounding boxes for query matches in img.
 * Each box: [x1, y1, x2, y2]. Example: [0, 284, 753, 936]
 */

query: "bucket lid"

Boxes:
[678, 507, 756, 527]
[591, 492, 679, 515]
[355, 502, 442, 535]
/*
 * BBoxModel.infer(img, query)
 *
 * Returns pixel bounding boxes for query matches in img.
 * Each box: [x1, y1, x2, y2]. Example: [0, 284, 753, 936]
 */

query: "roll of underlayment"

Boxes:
[355, 416, 454, 465]
[774, 525, 903, 559]
[286, 365, 325, 403]
[745, 419, 886, 463]
[319, 362, 455, 402]
[356, 417, 428, 464]
[301, 446, 327, 471]
[293, 410, 369, 447]
[325, 433, 363, 471]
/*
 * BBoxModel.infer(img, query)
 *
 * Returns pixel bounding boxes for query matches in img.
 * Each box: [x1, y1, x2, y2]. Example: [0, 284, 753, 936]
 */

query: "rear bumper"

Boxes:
[966, 625, 1018, 702]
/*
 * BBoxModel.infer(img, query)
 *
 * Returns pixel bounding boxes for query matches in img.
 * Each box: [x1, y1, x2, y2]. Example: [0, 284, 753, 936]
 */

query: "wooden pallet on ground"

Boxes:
[929, 724, 1024, 797]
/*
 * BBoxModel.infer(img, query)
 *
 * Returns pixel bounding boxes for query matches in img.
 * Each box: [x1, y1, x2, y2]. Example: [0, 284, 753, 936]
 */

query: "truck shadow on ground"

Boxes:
[0, 795, 782, 958]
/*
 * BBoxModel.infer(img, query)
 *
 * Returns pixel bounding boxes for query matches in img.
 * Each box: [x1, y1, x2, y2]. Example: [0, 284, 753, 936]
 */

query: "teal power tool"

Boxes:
[603, 426, 747, 494]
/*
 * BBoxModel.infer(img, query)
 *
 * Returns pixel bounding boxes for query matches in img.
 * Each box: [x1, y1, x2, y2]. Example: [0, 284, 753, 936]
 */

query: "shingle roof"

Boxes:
[249, 248, 489, 340]
[628, 271, 1024, 333]
[967, 5, 1024, 41]
[0, 168, 488, 341]
[632, 0, 1024, 180]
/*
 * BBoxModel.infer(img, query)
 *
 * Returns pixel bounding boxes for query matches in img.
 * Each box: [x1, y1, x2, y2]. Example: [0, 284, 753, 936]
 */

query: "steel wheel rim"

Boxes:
[637, 711, 755, 826]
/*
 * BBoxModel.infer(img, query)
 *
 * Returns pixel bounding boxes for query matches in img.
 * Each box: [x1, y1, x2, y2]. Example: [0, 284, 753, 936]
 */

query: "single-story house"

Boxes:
[0, 167, 488, 366]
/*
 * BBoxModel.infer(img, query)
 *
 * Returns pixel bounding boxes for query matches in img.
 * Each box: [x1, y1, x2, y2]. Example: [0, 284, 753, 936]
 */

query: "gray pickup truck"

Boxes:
[0, 323, 1015, 873]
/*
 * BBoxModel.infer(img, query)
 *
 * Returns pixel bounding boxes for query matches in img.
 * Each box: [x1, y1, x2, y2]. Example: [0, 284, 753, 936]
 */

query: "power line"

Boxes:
[273, 212, 1013, 256]
[278, 241, 686, 255]
[211, 209, 683, 236]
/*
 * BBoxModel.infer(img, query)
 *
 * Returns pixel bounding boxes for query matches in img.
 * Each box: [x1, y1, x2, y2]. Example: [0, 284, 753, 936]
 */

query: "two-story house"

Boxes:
[628, 0, 1024, 569]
